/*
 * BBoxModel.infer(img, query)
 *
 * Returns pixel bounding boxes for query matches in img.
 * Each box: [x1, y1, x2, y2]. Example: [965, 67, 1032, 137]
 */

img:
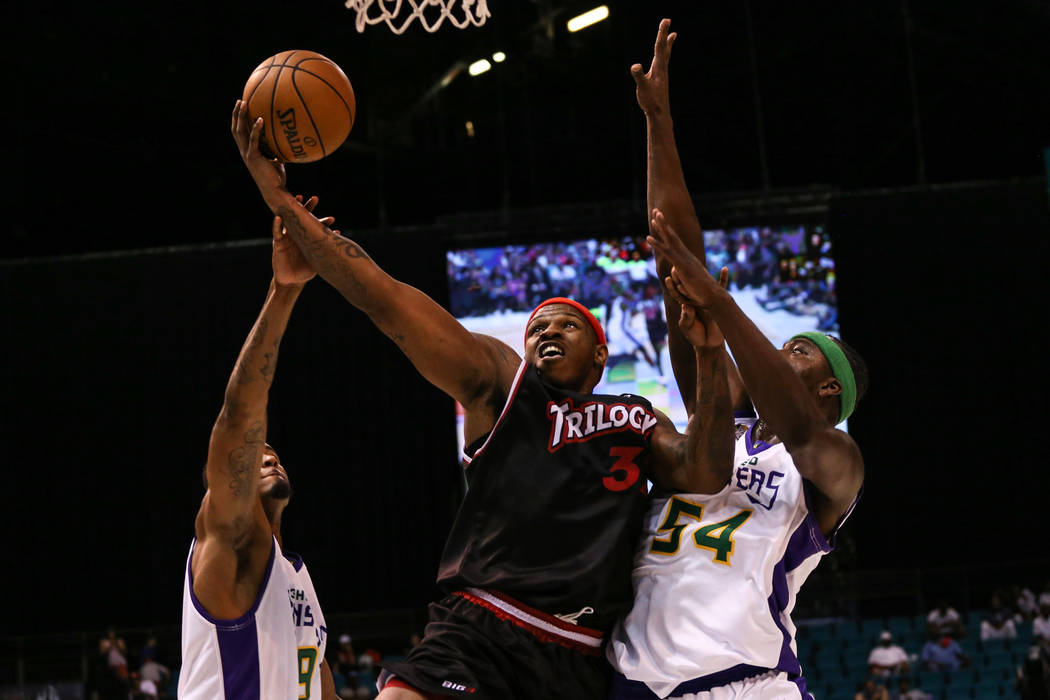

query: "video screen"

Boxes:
[447, 225, 839, 458]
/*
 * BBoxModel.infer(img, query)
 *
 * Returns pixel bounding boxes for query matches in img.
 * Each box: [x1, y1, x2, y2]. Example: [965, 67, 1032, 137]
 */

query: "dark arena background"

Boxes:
[4, 1, 1050, 698]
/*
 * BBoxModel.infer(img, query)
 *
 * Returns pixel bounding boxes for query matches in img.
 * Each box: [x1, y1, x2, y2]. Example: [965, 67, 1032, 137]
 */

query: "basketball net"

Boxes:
[345, 0, 490, 34]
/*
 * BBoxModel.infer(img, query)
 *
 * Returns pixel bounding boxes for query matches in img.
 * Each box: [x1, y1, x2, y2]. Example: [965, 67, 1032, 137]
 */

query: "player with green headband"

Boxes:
[608, 21, 870, 698]
[646, 206, 868, 538]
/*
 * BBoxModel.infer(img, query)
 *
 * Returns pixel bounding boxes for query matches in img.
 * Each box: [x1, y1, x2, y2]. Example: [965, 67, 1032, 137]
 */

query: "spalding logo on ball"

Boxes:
[242, 50, 356, 163]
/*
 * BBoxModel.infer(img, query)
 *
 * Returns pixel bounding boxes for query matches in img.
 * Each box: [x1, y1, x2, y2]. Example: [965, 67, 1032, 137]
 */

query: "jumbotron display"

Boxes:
[446, 225, 839, 457]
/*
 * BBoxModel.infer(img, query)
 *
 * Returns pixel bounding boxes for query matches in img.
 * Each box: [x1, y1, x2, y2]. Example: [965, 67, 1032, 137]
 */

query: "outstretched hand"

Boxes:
[630, 18, 676, 116]
[665, 268, 729, 349]
[272, 195, 338, 287]
[232, 99, 288, 204]
[647, 209, 728, 309]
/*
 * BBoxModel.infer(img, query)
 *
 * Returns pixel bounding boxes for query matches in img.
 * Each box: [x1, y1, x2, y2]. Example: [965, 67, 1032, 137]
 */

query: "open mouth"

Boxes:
[539, 342, 565, 360]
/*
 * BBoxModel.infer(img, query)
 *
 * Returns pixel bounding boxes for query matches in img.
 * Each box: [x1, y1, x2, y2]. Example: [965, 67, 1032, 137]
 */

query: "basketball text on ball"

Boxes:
[277, 108, 306, 159]
[241, 50, 356, 163]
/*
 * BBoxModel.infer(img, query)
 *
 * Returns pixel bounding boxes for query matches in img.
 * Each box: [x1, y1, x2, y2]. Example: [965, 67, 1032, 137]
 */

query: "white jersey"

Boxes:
[179, 536, 328, 700]
[608, 424, 859, 699]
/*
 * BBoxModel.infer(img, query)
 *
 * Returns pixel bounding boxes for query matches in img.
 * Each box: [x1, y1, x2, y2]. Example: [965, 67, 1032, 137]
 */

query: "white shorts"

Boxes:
[668, 670, 807, 700]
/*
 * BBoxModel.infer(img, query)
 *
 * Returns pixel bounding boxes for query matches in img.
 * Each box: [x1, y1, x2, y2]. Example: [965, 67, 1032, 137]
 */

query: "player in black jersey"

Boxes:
[232, 100, 734, 700]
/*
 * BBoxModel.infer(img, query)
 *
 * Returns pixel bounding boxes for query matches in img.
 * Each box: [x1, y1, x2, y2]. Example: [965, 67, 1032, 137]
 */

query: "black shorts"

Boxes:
[380, 589, 611, 700]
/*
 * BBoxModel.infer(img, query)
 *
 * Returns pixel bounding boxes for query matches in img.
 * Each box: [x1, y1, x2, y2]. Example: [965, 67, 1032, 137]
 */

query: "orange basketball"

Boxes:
[241, 50, 356, 163]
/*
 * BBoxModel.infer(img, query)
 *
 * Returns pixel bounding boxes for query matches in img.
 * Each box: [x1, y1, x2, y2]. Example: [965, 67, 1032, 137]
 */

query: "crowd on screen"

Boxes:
[446, 227, 839, 335]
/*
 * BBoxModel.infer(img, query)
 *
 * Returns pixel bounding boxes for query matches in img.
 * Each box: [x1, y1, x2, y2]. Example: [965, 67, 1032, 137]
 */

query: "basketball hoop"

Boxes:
[345, 0, 490, 34]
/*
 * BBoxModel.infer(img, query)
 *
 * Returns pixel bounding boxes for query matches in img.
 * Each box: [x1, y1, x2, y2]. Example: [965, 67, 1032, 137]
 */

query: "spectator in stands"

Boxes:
[1034, 602, 1050, 647]
[982, 595, 1019, 640]
[1016, 644, 1050, 700]
[926, 599, 965, 639]
[1040, 581, 1050, 609]
[921, 633, 970, 671]
[1012, 585, 1039, 620]
[869, 630, 910, 677]
[855, 677, 890, 700]
[333, 634, 372, 698]
[138, 655, 171, 695]
[891, 677, 932, 700]
[131, 670, 159, 699]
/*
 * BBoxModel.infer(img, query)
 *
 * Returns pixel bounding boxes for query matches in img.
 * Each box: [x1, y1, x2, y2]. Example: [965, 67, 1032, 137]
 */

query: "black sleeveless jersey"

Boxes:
[436, 362, 659, 633]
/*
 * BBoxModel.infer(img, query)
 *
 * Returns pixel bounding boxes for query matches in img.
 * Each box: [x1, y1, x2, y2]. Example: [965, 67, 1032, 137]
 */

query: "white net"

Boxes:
[345, 0, 490, 34]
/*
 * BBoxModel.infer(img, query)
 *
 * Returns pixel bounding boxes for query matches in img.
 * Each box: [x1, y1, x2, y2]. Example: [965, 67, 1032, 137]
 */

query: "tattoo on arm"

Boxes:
[233, 319, 268, 386]
[276, 205, 372, 309]
[259, 334, 282, 382]
[227, 421, 265, 497]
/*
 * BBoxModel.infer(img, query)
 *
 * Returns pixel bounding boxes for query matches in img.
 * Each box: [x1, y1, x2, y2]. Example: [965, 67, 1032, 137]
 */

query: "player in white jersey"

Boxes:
[179, 178, 338, 699]
[607, 20, 869, 699]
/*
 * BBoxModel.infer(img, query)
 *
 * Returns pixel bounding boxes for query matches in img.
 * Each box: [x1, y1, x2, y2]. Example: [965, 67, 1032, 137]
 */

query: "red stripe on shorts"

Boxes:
[453, 589, 603, 656]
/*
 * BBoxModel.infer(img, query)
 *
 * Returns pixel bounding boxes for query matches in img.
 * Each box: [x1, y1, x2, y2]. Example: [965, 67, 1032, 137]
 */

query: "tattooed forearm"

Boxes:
[233, 319, 268, 386]
[276, 205, 374, 311]
[684, 347, 735, 482]
[259, 334, 282, 382]
[227, 421, 265, 497]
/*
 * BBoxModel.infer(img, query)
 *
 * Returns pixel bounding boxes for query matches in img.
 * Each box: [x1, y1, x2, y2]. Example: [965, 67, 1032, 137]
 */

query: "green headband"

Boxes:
[791, 331, 857, 424]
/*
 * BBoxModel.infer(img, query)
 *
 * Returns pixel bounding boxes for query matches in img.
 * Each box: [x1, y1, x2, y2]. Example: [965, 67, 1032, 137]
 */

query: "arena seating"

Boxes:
[796, 610, 1031, 699]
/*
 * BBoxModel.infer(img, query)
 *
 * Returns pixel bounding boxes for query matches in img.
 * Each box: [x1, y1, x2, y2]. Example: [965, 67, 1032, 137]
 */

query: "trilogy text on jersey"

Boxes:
[547, 399, 658, 451]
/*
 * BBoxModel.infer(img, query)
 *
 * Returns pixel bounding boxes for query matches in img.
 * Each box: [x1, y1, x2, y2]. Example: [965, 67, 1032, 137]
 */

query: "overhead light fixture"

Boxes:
[567, 5, 609, 32]
[492, 51, 506, 63]
[469, 58, 492, 76]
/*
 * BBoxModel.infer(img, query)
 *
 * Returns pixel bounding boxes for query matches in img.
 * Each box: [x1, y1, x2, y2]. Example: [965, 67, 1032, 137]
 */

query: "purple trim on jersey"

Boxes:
[216, 618, 261, 700]
[792, 675, 813, 700]
[767, 559, 802, 676]
[743, 422, 775, 456]
[797, 481, 863, 554]
[783, 509, 833, 573]
[187, 537, 277, 627]
[281, 548, 304, 572]
[610, 664, 769, 699]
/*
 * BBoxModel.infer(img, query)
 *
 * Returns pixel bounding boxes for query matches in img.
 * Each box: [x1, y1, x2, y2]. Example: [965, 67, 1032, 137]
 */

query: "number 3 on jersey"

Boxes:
[297, 647, 317, 699]
[650, 496, 753, 565]
[603, 446, 644, 492]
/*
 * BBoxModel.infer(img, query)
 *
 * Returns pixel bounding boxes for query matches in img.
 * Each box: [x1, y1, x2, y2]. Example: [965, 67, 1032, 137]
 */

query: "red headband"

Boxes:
[525, 297, 606, 345]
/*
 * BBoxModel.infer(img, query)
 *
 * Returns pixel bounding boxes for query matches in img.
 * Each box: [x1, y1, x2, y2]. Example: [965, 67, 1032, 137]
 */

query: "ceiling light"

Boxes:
[469, 59, 492, 76]
[567, 6, 609, 32]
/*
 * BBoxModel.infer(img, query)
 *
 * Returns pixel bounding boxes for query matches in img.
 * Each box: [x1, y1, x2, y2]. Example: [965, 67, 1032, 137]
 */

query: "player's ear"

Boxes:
[594, 343, 608, 368]
[818, 377, 842, 398]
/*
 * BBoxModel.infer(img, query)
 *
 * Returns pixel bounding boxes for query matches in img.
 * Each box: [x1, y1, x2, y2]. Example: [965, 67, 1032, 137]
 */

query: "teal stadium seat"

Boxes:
[918, 670, 947, 695]
[860, 619, 884, 639]
[972, 679, 1004, 698]
[817, 666, 849, 685]
[980, 638, 1012, 653]
[959, 637, 981, 658]
[944, 687, 974, 700]
[983, 650, 1014, 671]
[1016, 626, 1033, 646]
[807, 623, 837, 641]
[888, 616, 913, 635]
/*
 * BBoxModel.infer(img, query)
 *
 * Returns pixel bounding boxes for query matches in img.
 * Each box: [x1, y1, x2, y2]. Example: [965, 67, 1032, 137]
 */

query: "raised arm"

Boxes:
[632, 20, 708, 416]
[231, 101, 518, 439]
[197, 209, 317, 546]
[648, 210, 863, 531]
[650, 274, 735, 493]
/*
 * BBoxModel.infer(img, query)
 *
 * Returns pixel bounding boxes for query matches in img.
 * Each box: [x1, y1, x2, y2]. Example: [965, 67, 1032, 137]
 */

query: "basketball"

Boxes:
[241, 50, 356, 163]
